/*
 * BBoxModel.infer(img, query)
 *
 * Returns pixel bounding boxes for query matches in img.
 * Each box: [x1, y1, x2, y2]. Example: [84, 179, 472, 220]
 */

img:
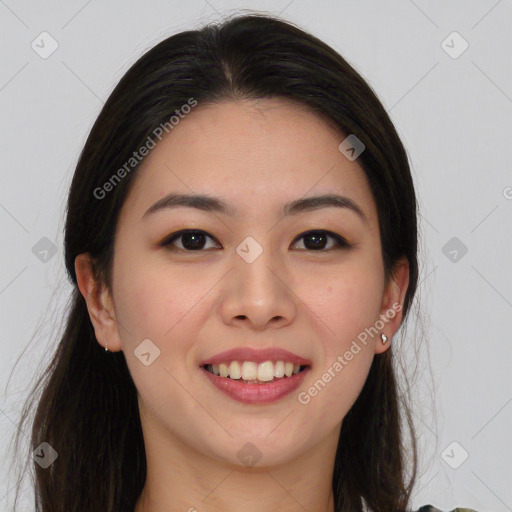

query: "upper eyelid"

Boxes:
[163, 229, 219, 244]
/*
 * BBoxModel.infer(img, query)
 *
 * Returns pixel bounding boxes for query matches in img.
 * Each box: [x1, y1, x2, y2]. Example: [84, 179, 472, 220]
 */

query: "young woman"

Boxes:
[11, 13, 477, 512]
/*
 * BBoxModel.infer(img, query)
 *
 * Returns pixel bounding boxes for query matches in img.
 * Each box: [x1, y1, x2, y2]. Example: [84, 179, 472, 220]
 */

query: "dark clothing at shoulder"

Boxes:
[416, 505, 478, 512]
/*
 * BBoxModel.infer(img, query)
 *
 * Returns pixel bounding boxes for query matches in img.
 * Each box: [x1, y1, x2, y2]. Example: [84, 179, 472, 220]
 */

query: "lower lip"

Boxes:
[200, 367, 310, 404]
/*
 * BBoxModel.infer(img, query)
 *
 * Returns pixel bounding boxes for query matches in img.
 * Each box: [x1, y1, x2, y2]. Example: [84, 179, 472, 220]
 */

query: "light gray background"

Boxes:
[1, 1, 511, 511]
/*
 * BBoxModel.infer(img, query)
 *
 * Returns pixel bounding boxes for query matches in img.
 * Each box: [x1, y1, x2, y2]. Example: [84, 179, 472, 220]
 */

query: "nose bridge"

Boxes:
[220, 234, 296, 328]
[237, 240, 280, 294]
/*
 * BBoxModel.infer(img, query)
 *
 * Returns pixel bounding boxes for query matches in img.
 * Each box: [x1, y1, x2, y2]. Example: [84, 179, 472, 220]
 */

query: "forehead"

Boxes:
[120, 98, 378, 226]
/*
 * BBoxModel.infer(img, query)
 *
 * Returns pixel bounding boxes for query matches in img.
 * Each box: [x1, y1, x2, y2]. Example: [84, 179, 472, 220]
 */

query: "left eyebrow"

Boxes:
[141, 193, 368, 224]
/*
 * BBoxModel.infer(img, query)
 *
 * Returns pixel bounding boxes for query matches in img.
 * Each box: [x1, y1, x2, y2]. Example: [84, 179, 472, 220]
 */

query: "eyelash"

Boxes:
[159, 229, 351, 253]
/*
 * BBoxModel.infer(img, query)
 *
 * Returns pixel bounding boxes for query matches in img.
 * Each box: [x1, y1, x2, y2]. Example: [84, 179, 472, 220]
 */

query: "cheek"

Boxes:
[113, 250, 199, 343]
[308, 263, 383, 347]
[296, 258, 383, 402]
[294, 268, 382, 430]
[112, 255, 220, 376]
[112, 265, 198, 413]
[114, 273, 174, 341]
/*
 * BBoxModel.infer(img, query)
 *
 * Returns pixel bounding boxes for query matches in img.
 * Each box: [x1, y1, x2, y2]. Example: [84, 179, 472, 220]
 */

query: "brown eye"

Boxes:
[292, 230, 350, 251]
[161, 230, 220, 251]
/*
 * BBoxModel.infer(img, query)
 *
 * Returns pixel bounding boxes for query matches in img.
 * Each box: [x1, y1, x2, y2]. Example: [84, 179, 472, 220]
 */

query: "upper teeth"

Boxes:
[206, 361, 303, 381]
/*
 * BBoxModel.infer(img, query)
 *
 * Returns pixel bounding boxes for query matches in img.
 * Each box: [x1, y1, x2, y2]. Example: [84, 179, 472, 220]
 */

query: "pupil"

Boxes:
[305, 231, 326, 250]
[182, 232, 205, 250]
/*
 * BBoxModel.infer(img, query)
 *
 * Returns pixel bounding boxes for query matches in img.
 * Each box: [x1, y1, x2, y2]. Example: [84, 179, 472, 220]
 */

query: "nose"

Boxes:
[219, 246, 297, 331]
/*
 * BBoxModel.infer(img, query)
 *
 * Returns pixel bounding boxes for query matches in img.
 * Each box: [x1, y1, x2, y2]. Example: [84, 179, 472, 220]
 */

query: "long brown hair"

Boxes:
[8, 13, 419, 512]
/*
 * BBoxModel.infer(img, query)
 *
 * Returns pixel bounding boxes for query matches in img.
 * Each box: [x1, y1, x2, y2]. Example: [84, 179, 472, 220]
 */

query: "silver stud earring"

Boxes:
[381, 333, 388, 345]
[105, 339, 109, 352]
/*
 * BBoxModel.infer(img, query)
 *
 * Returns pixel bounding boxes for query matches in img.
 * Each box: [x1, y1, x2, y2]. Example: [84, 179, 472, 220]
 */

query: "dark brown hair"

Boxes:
[9, 12, 419, 512]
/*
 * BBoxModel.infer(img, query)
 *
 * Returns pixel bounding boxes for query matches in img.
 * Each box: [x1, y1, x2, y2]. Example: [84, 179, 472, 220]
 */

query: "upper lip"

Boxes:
[199, 347, 312, 367]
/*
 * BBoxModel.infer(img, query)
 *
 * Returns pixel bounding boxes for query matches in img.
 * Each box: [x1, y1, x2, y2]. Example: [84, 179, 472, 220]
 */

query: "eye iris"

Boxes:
[181, 231, 206, 250]
[304, 231, 327, 250]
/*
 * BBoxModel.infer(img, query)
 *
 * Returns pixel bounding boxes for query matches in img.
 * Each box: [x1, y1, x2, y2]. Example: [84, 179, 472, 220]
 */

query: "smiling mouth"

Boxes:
[201, 361, 310, 384]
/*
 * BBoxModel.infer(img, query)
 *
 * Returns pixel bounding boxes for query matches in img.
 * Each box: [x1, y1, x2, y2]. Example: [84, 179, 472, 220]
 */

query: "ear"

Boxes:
[374, 256, 409, 355]
[75, 253, 122, 352]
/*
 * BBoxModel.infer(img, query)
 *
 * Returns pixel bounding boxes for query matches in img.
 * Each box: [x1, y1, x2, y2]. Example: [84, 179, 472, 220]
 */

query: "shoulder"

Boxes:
[415, 506, 479, 512]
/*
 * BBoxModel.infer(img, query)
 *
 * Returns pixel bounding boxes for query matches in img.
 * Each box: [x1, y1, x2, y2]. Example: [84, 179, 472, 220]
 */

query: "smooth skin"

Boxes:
[75, 98, 409, 512]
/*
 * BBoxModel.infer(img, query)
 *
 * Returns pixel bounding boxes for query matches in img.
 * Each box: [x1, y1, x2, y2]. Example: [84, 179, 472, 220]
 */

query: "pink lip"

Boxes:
[200, 366, 310, 404]
[198, 347, 312, 366]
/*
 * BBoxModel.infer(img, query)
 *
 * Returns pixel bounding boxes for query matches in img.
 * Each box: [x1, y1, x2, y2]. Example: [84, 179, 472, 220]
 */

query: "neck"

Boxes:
[133, 410, 340, 512]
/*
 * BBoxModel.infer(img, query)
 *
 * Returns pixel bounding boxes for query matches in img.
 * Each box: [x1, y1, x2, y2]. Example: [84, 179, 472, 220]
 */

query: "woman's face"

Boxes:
[86, 98, 406, 467]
